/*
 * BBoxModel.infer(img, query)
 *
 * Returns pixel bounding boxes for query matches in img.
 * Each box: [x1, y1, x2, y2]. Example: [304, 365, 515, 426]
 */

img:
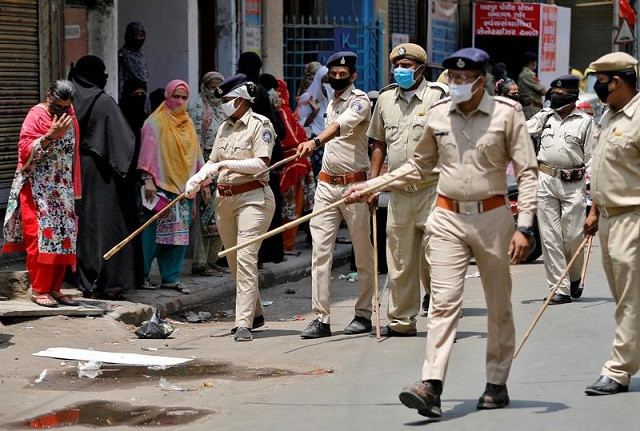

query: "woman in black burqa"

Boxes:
[69, 55, 143, 298]
[236, 52, 285, 264]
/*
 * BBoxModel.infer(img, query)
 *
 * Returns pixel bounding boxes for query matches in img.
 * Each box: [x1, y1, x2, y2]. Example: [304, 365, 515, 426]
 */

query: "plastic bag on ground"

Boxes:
[77, 361, 102, 379]
[135, 309, 175, 339]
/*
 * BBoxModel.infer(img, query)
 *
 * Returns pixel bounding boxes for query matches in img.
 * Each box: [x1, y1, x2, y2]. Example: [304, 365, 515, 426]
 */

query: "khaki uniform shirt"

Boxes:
[367, 79, 447, 188]
[527, 107, 594, 172]
[518, 67, 544, 105]
[591, 91, 640, 208]
[322, 84, 371, 175]
[368, 92, 538, 226]
[211, 109, 275, 185]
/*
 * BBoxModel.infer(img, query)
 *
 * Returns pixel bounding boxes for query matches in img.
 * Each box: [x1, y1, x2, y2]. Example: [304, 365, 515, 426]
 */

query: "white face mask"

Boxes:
[221, 98, 238, 117]
[449, 76, 481, 105]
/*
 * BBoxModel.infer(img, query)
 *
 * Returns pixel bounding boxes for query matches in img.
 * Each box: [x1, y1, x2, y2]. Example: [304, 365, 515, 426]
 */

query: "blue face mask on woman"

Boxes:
[393, 67, 417, 89]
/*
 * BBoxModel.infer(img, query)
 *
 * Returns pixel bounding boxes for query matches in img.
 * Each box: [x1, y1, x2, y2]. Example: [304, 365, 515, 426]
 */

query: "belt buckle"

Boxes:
[332, 176, 344, 185]
[405, 184, 418, 193]
[457, 200, 481, 215]
[220, 187, 233, 197]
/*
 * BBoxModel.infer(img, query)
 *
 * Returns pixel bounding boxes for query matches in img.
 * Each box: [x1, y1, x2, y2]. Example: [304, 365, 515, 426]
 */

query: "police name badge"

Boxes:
[262, 130, 273, 142]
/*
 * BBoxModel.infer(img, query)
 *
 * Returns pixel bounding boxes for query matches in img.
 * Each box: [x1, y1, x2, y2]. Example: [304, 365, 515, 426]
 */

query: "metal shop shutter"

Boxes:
[0, 0, 40, 185]
[570, 3, 613, 72]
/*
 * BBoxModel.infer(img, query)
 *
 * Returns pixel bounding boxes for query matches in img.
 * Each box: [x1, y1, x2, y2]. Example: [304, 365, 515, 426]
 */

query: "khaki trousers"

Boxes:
[386, 185, 437, 333]
[421, 206, 515, 385]
[310, 181, 374, 324]
[215, 187, 275, 329]
[599, 209, 640, 386]
[537, 172, 585, 296]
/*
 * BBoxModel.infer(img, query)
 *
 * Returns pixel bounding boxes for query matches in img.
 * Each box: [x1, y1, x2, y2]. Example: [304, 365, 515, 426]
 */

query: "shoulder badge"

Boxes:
[350, 100, 365, 113]
[262, 129, 273, 143]
[431, 97, 451, 108]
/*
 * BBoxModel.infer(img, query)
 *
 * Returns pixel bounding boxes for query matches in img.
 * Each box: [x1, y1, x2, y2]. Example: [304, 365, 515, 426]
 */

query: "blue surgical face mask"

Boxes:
[394, 67, 417, 89]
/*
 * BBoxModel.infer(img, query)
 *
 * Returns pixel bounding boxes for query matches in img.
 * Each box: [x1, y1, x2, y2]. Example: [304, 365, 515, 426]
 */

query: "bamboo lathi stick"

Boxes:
[218, 168, 417, 258]
[252, 153, 299, 178]
[103, 192, 187, 260]
[372, 211, 381, 339]
[579, 235, 594, 290]
[513, 236, 590, 358]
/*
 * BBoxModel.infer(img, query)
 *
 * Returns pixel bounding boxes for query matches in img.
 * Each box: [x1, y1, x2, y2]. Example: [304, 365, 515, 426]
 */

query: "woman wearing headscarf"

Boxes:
[296, 61, 322, 99]
[70, 55, 143, 299]
[2, 80, 81, 307]
[185, 74, 276, 341]
[189, 71, 226, 277]
[138, 80, 205, 294]
[273, 78, 314, 253]
[295, 66, 331, 178]
[118, 21, 149, 101]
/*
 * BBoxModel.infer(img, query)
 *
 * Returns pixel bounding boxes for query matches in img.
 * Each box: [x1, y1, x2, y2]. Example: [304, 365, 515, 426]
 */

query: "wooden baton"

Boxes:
[372, 210, 381, 339]
[252, 153, 299, 178]
[218, 167, 417, 258]
[579, 235, 594, 290]
[103, 192, 188, 260]
[513, 235, 590, 358]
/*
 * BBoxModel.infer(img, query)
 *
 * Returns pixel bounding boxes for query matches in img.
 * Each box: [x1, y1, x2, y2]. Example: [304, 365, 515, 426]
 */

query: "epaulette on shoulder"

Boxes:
[431, 97, 450, 108]
[494, 95, 523, 111]
[427, 81, 448, 95]
[351, 88, 367, 96]
[379, 83, 398, 94]
[250, 112, 270, 124]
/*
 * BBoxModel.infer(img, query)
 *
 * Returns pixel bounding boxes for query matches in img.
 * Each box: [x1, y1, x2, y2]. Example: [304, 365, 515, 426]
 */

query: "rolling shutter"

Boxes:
[569, 1, 613, 71]
[0, 0, 40, 191]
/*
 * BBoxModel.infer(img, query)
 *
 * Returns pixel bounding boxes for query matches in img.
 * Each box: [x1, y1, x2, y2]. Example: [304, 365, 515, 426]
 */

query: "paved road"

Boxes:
[1, 238, 639, 430]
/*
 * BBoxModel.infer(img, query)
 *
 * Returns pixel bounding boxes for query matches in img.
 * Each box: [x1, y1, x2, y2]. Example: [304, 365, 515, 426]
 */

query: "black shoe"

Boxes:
[399, 380, 442, 418]
[476, 383, 510, 409]
[371, 325, 417, 337]
[344, 316, 372, 334]
[233, 327, 253, 341]
[231, 315, 265, 334]
[570, 279, 583, 299]
[422, 294, 430, 313]
[546, 293, 572, 304]
[300, 319, 331, 339]
[585, 375, 629, 395]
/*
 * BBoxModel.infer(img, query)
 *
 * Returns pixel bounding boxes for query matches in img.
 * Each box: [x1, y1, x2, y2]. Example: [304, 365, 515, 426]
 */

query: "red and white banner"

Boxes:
[539, 5, 557, 72]
[474, 1, 540, 37]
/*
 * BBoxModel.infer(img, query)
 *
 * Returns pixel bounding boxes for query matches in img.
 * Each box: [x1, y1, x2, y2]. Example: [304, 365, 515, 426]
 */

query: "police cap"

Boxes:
[326, 51, 357, 73]
[523, 51, 538, 62]
[589, 52, 638, 73]
[550, 74, 580, 90]
[213, 73, 249, 98]
[442, 48, 489, 71]
[389, 43, 427, 65]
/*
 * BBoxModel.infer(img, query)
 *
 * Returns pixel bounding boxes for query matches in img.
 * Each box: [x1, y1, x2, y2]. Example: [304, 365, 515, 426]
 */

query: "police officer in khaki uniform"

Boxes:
[518, 51, 546, 119]
[526, 74, 595, 304]
[346, 48, 538, 417]
[368, 43, 447, 336]
[186, 74, 276, 342]
[583, 52, 640, 396]
[296, 51, 374, 339]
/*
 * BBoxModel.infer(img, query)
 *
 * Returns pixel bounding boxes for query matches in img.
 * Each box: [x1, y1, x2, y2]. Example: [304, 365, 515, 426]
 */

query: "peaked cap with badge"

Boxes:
[550, 74, 580, 91]
[389, 43, 427, 65]
[588, 52, 638, 73]
[213, 73, 255, 99]
[442, 48, 490, 71]
[326, 51, 358, 73]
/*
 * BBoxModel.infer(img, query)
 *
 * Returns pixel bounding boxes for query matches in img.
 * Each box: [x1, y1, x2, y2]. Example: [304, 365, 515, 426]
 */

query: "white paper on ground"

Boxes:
[32, 347, 192, 366]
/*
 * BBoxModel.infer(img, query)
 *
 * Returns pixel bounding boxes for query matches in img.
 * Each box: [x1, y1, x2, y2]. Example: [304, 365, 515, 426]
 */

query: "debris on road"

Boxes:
[284, 287, 296, 294]
[261, 301, 274, 307]
[77, 361, 102, 379]
[183, 311, 213, 323]
[32, 347, 192, 367]
[203, 382, 214, 388]
[135, 309, 175, 339]
[159, 377, 196, 392]
[338, 272, 358, 282]
[34, 369, 47, 383]
[279, 315, 305, 322]
[306, 367, 335, 375]
[141, 347, 158, 352]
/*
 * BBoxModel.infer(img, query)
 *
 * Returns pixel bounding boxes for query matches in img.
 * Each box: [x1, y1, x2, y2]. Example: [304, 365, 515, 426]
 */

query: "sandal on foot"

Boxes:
[140, 279, 157, 290]
[31, 293, 58, 308]
[50, 292, 79, 306]
[161, 282, 191, 295]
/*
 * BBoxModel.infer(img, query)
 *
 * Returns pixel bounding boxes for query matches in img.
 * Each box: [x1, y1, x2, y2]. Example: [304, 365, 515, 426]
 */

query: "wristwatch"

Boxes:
[313, 137, 321, 148]
[516, 226, 535, 242]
